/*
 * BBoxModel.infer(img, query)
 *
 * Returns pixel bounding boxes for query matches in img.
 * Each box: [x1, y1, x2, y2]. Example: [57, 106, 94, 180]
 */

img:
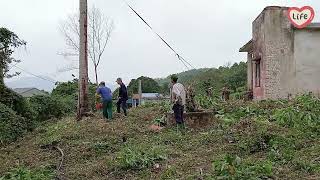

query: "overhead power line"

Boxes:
[10, 64, 57, 84]
[123, 1, 195, 70]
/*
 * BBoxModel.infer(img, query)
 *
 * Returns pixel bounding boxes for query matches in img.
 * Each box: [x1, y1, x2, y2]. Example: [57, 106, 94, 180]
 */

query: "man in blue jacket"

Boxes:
[116, 78, 128, 116]
[97, 81, 113, 120]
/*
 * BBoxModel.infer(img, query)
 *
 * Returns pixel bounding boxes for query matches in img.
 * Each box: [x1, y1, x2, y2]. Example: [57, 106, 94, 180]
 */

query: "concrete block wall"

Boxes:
[263, 7, 294, 99]
[252, 7, 295, 100]
[252, 10, 266, 100]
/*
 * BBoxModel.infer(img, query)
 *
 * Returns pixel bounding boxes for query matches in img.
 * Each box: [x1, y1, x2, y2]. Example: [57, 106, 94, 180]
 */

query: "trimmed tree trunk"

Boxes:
[0, 65, 3, 85]
[94, 64, 98, 85]
[0, 55, 4, 85]
[77, 0, 90, 120]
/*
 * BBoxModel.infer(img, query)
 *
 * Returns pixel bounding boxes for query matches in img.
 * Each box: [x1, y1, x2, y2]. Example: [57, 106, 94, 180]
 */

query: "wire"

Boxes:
[10, 64, 57, 84]
[123, 1, 195, 70]
[6, 62, 20, 71]
[177, 55, 195, 69]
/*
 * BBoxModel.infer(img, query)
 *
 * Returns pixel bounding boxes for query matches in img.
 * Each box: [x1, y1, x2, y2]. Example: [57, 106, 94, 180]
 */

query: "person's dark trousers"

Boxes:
[103, 100, 113, 120]
[117, 99, 127, 116]
[173, 104, 184, 124]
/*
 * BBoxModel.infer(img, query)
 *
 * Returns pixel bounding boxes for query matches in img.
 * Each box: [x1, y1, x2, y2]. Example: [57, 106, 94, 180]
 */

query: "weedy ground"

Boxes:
[0, 97, 319, 179]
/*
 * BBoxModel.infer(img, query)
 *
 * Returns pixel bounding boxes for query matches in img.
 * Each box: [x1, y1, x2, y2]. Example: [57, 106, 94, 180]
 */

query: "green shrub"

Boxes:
[116, 145, 166, 170]
[52, 81, 98, 112]
[0, 85, 37, 121]
[195, 94, 219, 109]
[0, 85, 75, 145]
[0, 103, 32, 145]
[29, 95, 70, 121]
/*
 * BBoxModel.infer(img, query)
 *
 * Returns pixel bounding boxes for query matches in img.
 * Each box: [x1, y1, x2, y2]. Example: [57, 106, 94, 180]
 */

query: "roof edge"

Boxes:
[239, 39, 253, 52]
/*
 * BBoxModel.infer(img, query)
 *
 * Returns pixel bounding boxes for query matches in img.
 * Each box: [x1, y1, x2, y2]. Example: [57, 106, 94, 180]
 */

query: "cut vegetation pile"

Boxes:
[0, 95, 319, 179]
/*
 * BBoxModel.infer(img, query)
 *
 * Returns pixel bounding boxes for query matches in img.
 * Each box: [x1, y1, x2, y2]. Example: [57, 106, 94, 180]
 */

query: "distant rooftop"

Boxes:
[304, 23, 320, 29]
[239, 39, 253, 52]
[142, 93, 161, 98]
[132, 93, 163, 99]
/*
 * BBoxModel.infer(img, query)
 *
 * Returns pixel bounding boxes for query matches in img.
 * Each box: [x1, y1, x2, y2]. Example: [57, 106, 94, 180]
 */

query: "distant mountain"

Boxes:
[5, 77, 118, 93]
[155, 62, 247, 95]
[5, 76, 57, 92]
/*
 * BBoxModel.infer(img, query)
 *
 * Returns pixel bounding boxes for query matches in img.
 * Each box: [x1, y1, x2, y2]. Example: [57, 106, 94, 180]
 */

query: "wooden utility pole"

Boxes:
[77, 0, 90, 120]
[0, 44, 4, 85]
[138, 79, 142, 105]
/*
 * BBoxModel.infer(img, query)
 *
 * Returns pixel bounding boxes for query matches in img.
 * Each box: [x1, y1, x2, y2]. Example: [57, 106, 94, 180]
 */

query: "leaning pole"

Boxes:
[77, 0, 89, 120]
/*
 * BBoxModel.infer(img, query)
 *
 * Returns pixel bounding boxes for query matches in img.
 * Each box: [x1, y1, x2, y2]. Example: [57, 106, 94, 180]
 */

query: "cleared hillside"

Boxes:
[1, 96, 319, 179]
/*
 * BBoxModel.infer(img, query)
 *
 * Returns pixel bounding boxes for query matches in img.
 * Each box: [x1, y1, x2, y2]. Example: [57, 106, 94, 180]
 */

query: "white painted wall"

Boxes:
[294, 29, 320, 96]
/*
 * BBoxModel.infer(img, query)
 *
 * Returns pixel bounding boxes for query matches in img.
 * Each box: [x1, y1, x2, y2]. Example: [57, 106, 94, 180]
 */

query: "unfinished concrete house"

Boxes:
[240, 6, 320, 100]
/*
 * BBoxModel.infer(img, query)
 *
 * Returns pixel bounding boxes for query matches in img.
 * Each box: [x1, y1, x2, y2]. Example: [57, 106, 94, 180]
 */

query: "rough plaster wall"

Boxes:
[262, 8, 294, 99]
[294, 30, 320, 96]
[252, 12, 265, 100]
[247, 52, 253, 90]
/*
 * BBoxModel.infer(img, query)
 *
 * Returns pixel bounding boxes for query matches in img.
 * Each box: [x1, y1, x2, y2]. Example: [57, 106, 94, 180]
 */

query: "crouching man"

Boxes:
[170, 75, 186, 130]
[96, 81, 113, 120]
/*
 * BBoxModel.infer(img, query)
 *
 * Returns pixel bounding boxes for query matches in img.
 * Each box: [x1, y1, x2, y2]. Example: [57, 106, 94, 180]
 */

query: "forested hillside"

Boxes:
[157, 62, 247, 96]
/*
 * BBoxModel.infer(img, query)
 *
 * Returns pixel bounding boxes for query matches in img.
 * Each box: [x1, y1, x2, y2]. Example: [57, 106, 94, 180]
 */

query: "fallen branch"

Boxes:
[40, 142, 65, 179]
[54, 146, 65, 172]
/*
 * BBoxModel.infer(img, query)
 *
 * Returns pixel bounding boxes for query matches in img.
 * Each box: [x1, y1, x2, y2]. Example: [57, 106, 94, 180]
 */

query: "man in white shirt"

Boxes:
[170, 75, 186, 128]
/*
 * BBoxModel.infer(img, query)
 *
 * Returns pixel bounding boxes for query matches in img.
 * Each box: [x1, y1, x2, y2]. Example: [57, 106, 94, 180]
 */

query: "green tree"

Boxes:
[160, 82, 170, 95]
[225, 62, 247, 91]
[184, 61, 247, 95]
[52, 79, 98, 112]
[127, 76, 160, 96]
[52, 80, 78, 97]
[0, 28, 26, 84]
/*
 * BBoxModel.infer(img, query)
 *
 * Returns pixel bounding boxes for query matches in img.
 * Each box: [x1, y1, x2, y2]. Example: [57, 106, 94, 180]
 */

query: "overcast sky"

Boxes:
[1, 0, 319, 86]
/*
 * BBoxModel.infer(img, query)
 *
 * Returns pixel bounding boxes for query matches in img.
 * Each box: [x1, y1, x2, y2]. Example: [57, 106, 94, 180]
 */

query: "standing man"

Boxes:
[96, 82, 113, 120]
[221, 85, 231, 101]
[170, 75, 186, 130]
[116, 78, 128, 116]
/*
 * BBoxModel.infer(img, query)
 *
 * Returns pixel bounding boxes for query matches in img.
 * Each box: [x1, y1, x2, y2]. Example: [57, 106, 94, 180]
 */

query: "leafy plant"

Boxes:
[29, 95, 68, 121]
[91, 142, 112, 154]
[0, 27, 26, 81]
[0, 86, 37, 121]
[154, 116, 166, 127]
[272, 95, 320, 133]
[116, 145, 166, 170]
[0, 102, 31, 145]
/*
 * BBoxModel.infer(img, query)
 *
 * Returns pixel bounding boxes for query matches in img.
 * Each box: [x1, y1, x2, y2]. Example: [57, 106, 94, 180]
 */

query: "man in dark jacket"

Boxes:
[116, 78, 128, 116]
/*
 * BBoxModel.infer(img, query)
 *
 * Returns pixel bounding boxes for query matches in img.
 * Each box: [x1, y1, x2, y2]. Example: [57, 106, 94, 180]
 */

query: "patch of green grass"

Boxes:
[0, 166, 54, 180]
[292, 159, 320, 173]
[211, 155, 273, 180]
[35, 118, 80, 145]
[160, 166, 178, 180]
[114, 144, 167, 170]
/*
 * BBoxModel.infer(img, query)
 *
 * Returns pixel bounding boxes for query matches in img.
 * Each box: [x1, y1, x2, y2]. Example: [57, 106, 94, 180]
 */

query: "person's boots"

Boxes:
[176, 123, 186, 133]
